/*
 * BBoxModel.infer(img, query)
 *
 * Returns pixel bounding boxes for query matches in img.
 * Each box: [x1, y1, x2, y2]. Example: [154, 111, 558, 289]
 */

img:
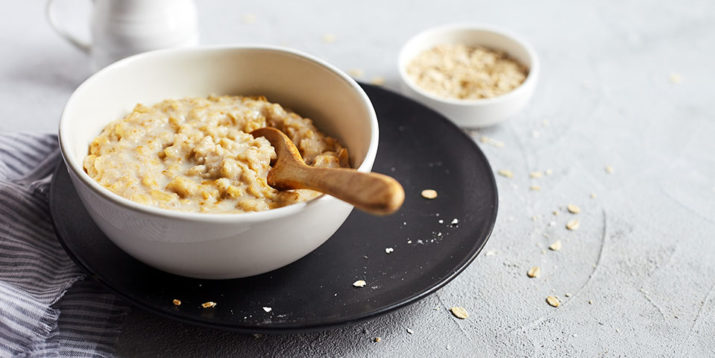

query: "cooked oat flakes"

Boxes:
[353, 280, 367, 288]
[567, 204, 581, 214]
[84, 95, 349, 213]
[172, 299, 181, 306]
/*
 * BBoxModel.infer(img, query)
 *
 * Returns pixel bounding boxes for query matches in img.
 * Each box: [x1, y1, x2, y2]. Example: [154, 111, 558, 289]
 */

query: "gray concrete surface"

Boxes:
[3, 0, 714, 356]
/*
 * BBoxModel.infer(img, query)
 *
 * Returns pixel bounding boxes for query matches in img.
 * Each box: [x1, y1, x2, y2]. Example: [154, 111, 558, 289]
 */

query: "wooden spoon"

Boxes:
[251, 127, 404, 215]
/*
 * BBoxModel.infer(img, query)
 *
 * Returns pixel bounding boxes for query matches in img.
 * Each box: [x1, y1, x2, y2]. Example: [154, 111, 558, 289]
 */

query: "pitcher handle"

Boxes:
[46, 0, 91, 53]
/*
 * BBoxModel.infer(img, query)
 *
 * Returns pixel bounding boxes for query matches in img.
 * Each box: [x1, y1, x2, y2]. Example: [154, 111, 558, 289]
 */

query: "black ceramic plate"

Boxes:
[50, 84, 498, 333]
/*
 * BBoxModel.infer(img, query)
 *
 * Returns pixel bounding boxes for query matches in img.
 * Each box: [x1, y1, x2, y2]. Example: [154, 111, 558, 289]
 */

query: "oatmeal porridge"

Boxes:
[83, 95, 350, 213]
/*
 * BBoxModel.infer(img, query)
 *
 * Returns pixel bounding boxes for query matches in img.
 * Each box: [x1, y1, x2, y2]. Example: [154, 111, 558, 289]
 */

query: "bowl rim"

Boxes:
[59, 45, 379, 223]
[397, 23, 540, 106]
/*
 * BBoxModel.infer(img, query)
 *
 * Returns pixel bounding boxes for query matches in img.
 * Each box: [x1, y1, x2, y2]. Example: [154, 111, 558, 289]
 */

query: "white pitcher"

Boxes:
[46, 0, 199, 71]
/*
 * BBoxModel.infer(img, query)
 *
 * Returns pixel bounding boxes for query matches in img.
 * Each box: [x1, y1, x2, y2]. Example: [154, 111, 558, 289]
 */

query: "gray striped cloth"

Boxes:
[0, 133, 128, 357]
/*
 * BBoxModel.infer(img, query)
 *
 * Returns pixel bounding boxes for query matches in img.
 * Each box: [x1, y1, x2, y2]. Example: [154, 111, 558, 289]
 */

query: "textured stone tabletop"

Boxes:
[3, 1, 714, 356]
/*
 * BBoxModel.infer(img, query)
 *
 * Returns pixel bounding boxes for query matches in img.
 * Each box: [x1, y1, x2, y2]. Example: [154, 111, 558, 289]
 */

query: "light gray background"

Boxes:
[3, 0, 714, 356]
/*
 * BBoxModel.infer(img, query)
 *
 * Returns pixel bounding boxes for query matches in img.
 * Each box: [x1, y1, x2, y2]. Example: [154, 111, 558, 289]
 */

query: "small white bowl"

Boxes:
[59, 46, 378, 279]
[398, 24, 539, 128]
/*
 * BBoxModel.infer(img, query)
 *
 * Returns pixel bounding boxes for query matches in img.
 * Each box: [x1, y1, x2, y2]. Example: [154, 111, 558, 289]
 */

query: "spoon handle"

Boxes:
[269, 164, 405, 215]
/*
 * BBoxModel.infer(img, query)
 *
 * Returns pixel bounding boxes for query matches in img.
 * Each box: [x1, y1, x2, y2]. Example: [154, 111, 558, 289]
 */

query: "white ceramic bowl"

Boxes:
[59, 46, 378, 279]
[398, 24, 539, 128]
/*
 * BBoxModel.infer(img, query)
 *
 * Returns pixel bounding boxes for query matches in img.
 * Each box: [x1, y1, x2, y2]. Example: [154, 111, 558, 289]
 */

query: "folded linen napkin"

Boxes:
[0, 133, 128, 357]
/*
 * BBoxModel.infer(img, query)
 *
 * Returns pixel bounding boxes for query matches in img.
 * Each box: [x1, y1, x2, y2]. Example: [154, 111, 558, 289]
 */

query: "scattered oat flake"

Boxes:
[241, 13, 256, 24]
[605, 165, 614, 174]
[353, 280, 367, 288]
[438, 219, 444, 224]
[527, 266, 541, 278]
[450, 306, 469, 319]
[549, 240, 562, 251]
[322, 33, 336, 43]
[421, 189, 438, 199]
[373, 337, 381, 343]
[552, 210, 559, 216]
[348, 68, 364, 78]
[451, 218, 459, 225]
[370, 76, 385, 85]
[385, 247, 394, 254]
[669, 73, 682, 84]
[497, 169, 513, 178]
[566, 219, 580, 231]
[479, 136, 505, 147]
[485, 250, 496, 256]
[406, 328, 414, 334]
[567, 204, 581, 214]
[565, 292, 572, 297]
[590, 193, 597, 199]
[530, 185, 541, 191]
[588, 300, 593, 305]
[545, 169, 553, 175]
[530, 171, 543, 178]
[201, 301, 217, 309]
[546, 296, 560, 307]
[262, 306, 272, 313]
[172, 299, 181, 306]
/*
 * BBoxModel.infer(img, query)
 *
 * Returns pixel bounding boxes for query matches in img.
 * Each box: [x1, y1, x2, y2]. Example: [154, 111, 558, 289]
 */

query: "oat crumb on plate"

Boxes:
[406, 328, 414, 334]
[172, 299, 181, 306]
[529, 185, 541, 191]
[373, 337, 381, 343]
[605, 165, 614, 174]
[385, 247, 394, 254]
[262, 306, 272, 313]
[421, 189, 438, 199]
[450, 306, 469, 319]
[353, 280, 367, 288]
[529, 171, 543, 178]
[567, 204, 581, 214]
[201, 301, 216, 309]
